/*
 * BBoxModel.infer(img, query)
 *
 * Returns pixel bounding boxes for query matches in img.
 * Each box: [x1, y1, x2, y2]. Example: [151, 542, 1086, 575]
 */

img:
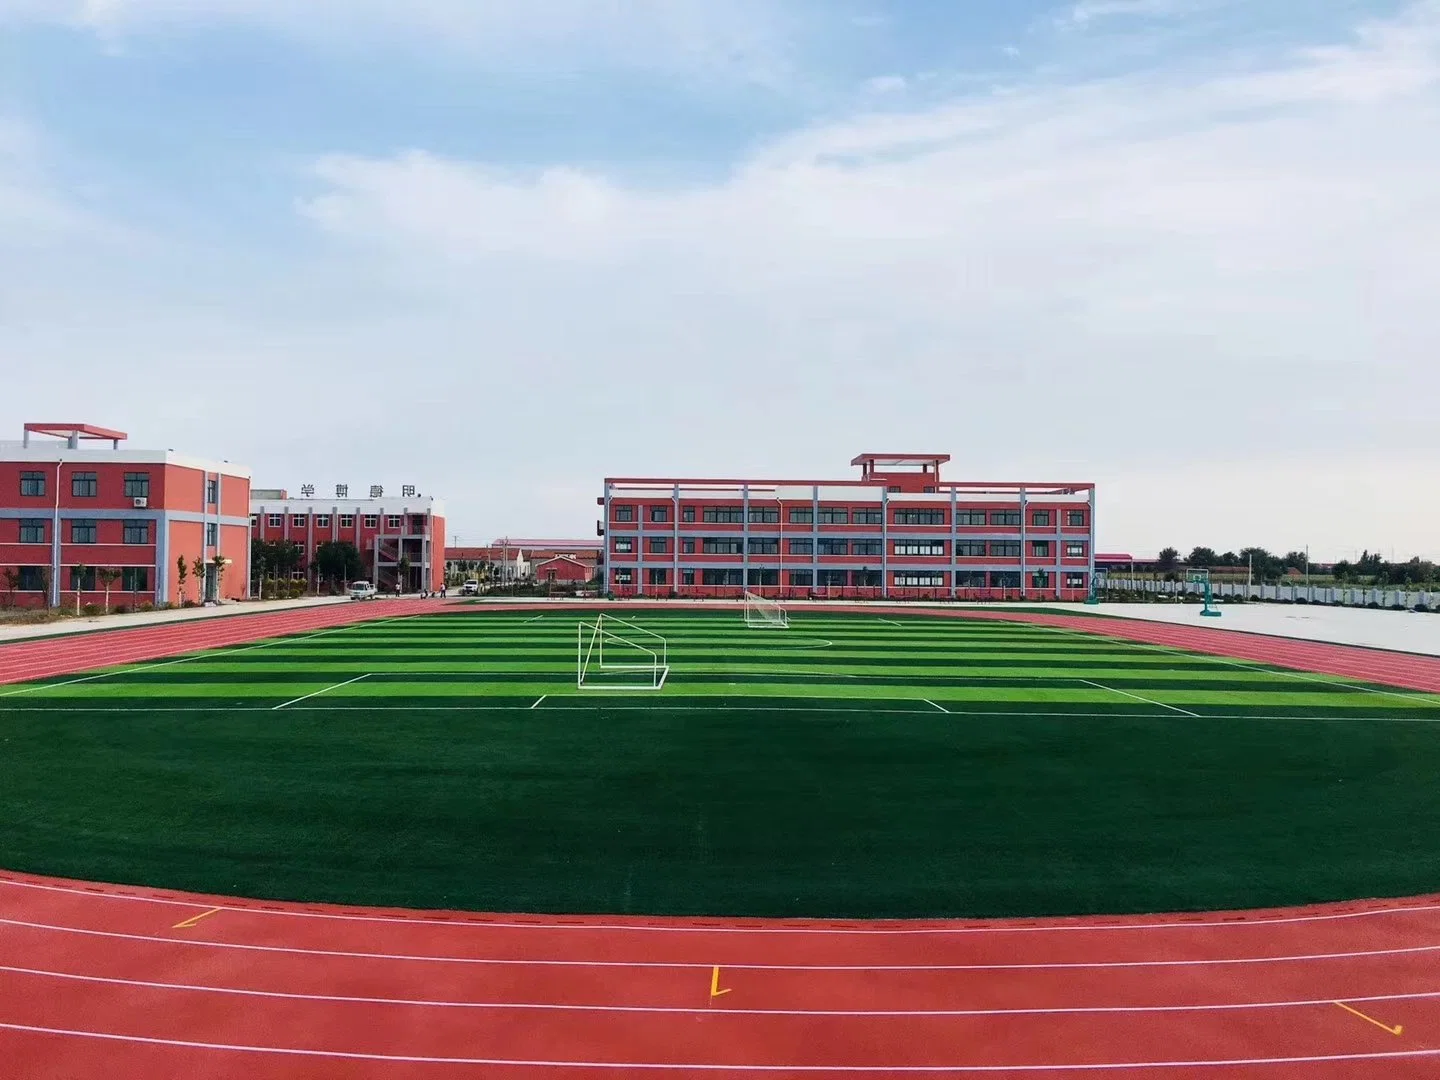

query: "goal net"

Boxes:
[576, 614, 670, 691]
[744, 590, 789, 629]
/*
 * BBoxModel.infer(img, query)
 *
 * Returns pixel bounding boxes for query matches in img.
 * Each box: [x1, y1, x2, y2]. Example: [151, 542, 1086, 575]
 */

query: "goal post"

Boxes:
[744, 590, 789, 629]
[576, 614, 670, 690]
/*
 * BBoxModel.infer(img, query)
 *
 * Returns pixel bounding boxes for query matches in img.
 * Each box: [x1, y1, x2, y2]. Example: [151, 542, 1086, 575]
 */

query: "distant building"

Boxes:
[0, 422, 250, 608]
[534, 555, 593, 584]
[250, 489, 446, 593]
[444, 538, 600, 584]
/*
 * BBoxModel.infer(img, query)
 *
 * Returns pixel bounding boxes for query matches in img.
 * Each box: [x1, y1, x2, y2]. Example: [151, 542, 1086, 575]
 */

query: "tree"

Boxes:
[1282, 551, 1309, 574]
[71, 563, 90, 614]
[1219, 551, 1240, 567]
[2, 568, 18, 608]
[176, 555, 189, 604]
[396, 555, 412, 594]
[1157, 548, 1180, 574]
[212, 554, 231, 600]
[313, 541, 363, 592]
[191, 556, 207, 602]
[1187, 547, 1220, 569]
[1332, 560, 1354, 583]
[35, 568, 50, 609]
[97, 567, 122, 613]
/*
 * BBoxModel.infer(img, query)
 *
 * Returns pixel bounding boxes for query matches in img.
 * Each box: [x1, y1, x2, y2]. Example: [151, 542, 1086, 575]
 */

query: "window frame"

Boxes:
[990, 510, 1021, 527]
[291, 514, 308, 528]
[71, 471, 98, 498]
[989, 540, 1021, 558]
[954, 510, 987, 526]
[747, 507, 779, 524]
[267, 514, 283, 528]
[315, 514, 332, 528]
[893, 540, 945, 557]
[122, 472, 151, 499]
[1065, 510, 1088, 528]
[1065, 542, 1087, 558]
[70, 519, 98, 545]
[817, 538, 849, 557]
[19, 471, 45, 497]
[787, 538, 813, 556]
[853, 508, 883, 525]
[385, 515, 403, 529]
[122, 520, 151, 545]
[850, 539, 883, 557]
[701, 538, 743, 555]
[649, 506, 669, 523]
[894, 572, 945, 588]
[18, 519, 47, 544]
[747, 537, 779, 555]
[701, 506, 744, 524]
[206, 522, 219, 546]
[614, 537, 635, 554]
[893, 509, 946, 526]
[817, 507, 849, 525]
[339, 515, 355, 528]
[363, 515, 379, 528]
[787, 507, 814, 525]
[1031, 540, 1052, 558]
[613, 505, 635, 523]
[954, 540, 987, 558]
[70, 566, 97, 591]
[1031, 510, 1052, 527]
[647, 537, 669, 554]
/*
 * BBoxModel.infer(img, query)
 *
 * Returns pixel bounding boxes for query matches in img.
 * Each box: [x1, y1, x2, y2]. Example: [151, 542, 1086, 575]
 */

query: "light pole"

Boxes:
[50, 458, 63, 609]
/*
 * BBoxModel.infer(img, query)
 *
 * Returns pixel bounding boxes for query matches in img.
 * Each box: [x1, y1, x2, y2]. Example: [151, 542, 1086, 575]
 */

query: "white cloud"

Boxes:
[862, 75, 908, 94]
[1059, 0, 1214, 28]
[288, 2, 1440, 555]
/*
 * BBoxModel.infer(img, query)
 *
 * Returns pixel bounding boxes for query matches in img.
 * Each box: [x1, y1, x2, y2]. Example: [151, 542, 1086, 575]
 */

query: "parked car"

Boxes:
[349, 580, 378, 600]
[461, 580, 480, 596]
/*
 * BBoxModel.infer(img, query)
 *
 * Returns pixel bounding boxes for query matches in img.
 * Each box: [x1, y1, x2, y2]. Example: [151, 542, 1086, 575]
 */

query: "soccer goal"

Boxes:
[744, 590, 789, 629]
[576, 614, 670, 690]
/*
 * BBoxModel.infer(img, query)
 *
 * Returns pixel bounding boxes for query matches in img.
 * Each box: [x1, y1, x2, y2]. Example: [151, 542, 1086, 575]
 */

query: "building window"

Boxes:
[206, 479, 219, 505]
[614, 505, 635, 522]
[614, 538, 634, 554]
[789, 569, 814, 587]
[316, 515, 331, 528]
[267, 514, 283, 528]
[363, 515, 379, 528]
[122, 567, 150, 592]
[681, 569, 695, 586]
[123, 520, 151, 545]
[681, 538, 695, 554]
[787, 508, 813, 524]
[702, 538, 743, 555]
[1031, 571, 1051, 589]
[249, 514, 259, 528]
[71, 472, 98, 498]
[340, 515, 355, 528]
[702, 506, 744, 524]
[852, 569, 882, 588]
[853, 509, 883, 525]
[20, 471, 45, 497]
[748, 537, 778, 555]
[954, 540, 986, 558]
[788, 538, 813, 556]
[682, 506, 696, 522]
[955, 571, 988, 588]
[895, 572, 945, 588]
[851, 540, 883, 557]
[748, 507, 779, 524]
[746, 568, 778, 586]
[1065, 573, 1087, 590]
[817, 569, 848, 587]
[386, 515, 402, 529]
[123, 472, 150, 499]
[17, 566, 47, 591]
[817, 507, 848, 525]
[1065, 542, 1087, 558]
[1031, 510, 1052, 527]
[70, 520, 97, 544]
[648, 568, 668, 586]
[955, 510, 987, 526]
[702, 569, 744, 586]
[990, 510, 1020, 527]
[1031, 541, 1051, 558]
[648, 537, 668, 554]
[991, 571, 1021, 589]
[817, 538, 849, 556]
[990, 541, 1021, 558]
[206, 522, 218, 546]
[70, 566, 97, 591]
[650, 506, 669, 523]
[894, 541, 945, 557]
[290, 514, 306, 528]
[1066, 510, 1088, 527]
[19, 519, 46, 544]
[894, 509, 945, 526]
[613, 568, 633, 585]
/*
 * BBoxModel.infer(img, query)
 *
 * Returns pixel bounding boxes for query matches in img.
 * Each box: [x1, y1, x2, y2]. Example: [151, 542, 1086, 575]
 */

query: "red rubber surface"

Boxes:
[3, 601, 1439, 1075]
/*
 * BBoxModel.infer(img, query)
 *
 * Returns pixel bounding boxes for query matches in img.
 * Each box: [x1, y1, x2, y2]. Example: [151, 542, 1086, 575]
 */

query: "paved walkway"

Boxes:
[0, 595, 358, 644]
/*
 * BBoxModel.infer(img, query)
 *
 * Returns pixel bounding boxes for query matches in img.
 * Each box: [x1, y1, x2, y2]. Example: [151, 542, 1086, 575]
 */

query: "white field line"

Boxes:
[530, 695, 547, 710]
[1035, 624, 1440, 707]
[272, 674, 371, 711]
[0, 619, 386, 699]
[880, 619, 905, 627]
[5, 962, 1440, 1018]
[524, 615, 545, 623]
[6, 917, 1440, 970]
[1078, 680, 1198, 718]
[2, 1021, 1440, 1072]
[5, 874, 1440, 936]
[923, 699, 949, 714]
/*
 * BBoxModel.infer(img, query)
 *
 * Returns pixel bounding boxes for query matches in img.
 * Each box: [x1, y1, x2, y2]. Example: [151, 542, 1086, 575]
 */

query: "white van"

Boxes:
[461, 580, 480, 596]
[349, 580, 378, 600]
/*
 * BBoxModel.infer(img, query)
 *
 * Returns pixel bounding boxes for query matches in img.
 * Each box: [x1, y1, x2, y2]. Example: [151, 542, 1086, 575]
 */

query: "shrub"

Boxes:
[114, 605, 131, 615]
[82, 604, 100, 616]
[138, 602, 154, 613]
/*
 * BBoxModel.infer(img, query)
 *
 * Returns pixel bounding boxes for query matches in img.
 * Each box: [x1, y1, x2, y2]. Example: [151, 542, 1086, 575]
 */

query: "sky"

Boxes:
[1, 0, 1437, 561]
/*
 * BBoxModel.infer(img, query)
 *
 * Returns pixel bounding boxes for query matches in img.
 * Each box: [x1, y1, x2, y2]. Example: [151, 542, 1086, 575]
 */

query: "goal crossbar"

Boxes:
[577, 614, 670, 691]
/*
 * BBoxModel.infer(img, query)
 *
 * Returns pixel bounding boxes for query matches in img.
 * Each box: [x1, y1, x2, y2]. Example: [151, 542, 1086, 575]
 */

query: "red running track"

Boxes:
[3, 601, 1440, 1075]
[0, 600, 446, 687]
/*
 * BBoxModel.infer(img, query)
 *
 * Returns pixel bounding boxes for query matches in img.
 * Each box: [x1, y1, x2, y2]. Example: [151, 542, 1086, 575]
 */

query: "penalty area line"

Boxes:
[1078, 679, 1198, 718]
[272, 674, 371, 711]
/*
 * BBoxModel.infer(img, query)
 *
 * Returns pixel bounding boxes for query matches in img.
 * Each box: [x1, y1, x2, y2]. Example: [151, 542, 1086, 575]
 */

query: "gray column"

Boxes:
[949, 487, 958, 599]
[1019, 488, 1028, 598]
[880, 489, 889, 599]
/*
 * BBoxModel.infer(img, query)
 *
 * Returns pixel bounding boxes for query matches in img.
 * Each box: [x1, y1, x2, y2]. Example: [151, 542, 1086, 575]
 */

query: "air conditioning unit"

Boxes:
[133, 497, 148, 508]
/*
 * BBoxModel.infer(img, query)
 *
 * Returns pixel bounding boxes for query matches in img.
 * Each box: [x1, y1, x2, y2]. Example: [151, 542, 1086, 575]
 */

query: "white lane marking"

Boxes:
[1078, 679, 1199, 718]
[530, 695, 547, 710]
[923, 699, 949, 714]
[272, 674, 371, 711]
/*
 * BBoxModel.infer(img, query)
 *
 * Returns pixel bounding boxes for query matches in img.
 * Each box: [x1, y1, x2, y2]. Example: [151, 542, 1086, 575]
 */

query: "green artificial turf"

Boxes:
[3, 610, 1440, 919]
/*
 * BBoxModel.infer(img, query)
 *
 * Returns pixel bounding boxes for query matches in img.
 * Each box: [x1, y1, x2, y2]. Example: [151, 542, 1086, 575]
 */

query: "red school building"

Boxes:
[0, 423, 251, 609]
[600, 453, 1096, 601]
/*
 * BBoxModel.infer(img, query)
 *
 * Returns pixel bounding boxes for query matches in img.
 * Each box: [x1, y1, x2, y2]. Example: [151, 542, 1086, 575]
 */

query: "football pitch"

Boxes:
[3, 608, 1440, 919]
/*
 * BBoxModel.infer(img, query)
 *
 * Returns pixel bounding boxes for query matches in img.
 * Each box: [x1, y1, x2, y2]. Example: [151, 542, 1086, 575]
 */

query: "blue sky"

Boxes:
[1, 0, 1437, 558]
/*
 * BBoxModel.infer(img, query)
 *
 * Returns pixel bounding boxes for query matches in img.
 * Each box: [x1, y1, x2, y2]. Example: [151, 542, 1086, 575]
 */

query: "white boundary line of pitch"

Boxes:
[272, 674, 372, 711]
[1077, 679, 1199, 718]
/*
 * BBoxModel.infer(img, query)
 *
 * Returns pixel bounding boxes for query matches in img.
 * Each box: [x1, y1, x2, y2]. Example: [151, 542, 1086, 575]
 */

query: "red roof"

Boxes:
[849, 452, 952, 466]
[24, 422, 128, 442]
